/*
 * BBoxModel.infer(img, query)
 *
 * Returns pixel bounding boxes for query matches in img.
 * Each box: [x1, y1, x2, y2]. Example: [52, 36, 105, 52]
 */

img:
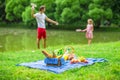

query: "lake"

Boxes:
[0, 28, 120, 52]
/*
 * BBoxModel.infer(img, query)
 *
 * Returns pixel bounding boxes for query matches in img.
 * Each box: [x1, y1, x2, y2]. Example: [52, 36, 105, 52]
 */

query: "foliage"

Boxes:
[55, 0, 91, 24]
[0, 0, 6, 21]
[3, 0, 120, 28]
[21, 0, 56, 26]
[5, 0, 30, 22]
[88, 0, 113, 28]
[22, 7, 36, 26]
[111, 0, 120, 27]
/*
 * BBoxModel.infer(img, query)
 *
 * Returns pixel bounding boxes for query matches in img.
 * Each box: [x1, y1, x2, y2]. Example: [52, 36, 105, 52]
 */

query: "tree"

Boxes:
[4, 0, 119, 28]
[55, 0, 93, 27]
[22, 0, 56, 26]
[111, 0, 120, 26]
[22, 7, 36, 26]
[88, 0, 113, 28]
[0, 0, 6, 22]
[5, 0, 30, 22]
[55, 0, 80, 24]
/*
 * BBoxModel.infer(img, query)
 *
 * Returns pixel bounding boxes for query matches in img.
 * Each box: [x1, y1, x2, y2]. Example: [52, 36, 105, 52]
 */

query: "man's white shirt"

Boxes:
[34, 13, 47, 28]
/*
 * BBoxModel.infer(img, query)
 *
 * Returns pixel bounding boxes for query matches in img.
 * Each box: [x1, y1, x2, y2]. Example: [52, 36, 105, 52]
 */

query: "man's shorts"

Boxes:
[37, 27, 46, 39]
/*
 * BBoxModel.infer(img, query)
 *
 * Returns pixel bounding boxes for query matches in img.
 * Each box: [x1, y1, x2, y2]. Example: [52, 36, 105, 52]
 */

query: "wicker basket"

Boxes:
[44, 58, 65, 66]
[64, 46, 74, 54]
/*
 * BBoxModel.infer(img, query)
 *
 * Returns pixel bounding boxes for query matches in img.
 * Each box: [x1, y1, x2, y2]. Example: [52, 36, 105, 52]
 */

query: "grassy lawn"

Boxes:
[0, 27, 120, 80]
[0, 41, 120, 80]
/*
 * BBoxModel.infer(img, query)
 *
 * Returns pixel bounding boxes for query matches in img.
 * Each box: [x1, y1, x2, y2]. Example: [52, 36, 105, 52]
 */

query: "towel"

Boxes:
[17, 58, 107, 74]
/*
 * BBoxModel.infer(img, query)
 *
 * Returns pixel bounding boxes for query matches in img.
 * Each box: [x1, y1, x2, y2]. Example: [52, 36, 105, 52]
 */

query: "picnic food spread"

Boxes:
[42, 46, 88, 66]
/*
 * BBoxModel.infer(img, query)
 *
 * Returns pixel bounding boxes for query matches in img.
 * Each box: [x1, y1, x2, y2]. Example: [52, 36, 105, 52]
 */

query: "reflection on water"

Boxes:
[0, 30, 37, 52]
[0, 28, 120, 52]
[0, 28, 87, 52]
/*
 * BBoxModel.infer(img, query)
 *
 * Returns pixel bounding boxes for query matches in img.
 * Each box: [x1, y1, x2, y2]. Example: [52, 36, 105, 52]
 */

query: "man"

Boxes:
[31, 5, 58, 49]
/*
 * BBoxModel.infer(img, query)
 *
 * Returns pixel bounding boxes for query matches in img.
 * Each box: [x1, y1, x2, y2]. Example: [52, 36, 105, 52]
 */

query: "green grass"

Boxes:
[0, 41, 120, 80]
[0, 27, 120, 79]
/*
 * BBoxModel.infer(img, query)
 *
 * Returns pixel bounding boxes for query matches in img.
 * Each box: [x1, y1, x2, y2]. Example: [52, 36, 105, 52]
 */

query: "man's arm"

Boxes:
[45, 17, 58, 25]
[31, 7, 35, 18]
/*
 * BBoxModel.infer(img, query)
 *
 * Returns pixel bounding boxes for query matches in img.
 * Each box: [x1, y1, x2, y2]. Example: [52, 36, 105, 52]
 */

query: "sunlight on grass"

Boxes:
[0, 41, 120, 80]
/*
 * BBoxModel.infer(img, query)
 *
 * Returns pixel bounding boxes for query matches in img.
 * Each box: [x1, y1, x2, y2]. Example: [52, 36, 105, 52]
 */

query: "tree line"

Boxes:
[0, 0, 120, 28]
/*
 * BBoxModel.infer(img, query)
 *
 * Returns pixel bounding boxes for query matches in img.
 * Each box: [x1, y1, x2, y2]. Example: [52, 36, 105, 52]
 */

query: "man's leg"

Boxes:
[43, 38, 46, 48]
[37, 28, 41, 49]
[37, 38, 40, 49]
[43, 29, 46, 48]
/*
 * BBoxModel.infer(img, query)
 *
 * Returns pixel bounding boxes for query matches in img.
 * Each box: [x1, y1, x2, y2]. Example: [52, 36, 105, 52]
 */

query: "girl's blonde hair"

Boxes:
[88, 19, 93, 24]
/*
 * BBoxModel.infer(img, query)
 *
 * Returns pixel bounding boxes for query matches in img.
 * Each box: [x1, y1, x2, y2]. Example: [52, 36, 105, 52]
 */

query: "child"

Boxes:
[31, 5, 58, 49]
[77, 19, 94, 45]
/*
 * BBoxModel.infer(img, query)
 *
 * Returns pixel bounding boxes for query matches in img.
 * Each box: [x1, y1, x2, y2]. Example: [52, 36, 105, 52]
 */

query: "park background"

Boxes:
[0, 0, 120, 80]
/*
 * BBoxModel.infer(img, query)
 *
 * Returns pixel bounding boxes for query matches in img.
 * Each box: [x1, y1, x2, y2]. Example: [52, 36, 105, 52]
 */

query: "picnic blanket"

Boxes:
[17, 58, 107, 74]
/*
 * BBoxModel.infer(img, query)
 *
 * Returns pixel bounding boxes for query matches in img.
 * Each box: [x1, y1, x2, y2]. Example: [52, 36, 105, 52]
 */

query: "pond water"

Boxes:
[0, 28, 120, 52]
